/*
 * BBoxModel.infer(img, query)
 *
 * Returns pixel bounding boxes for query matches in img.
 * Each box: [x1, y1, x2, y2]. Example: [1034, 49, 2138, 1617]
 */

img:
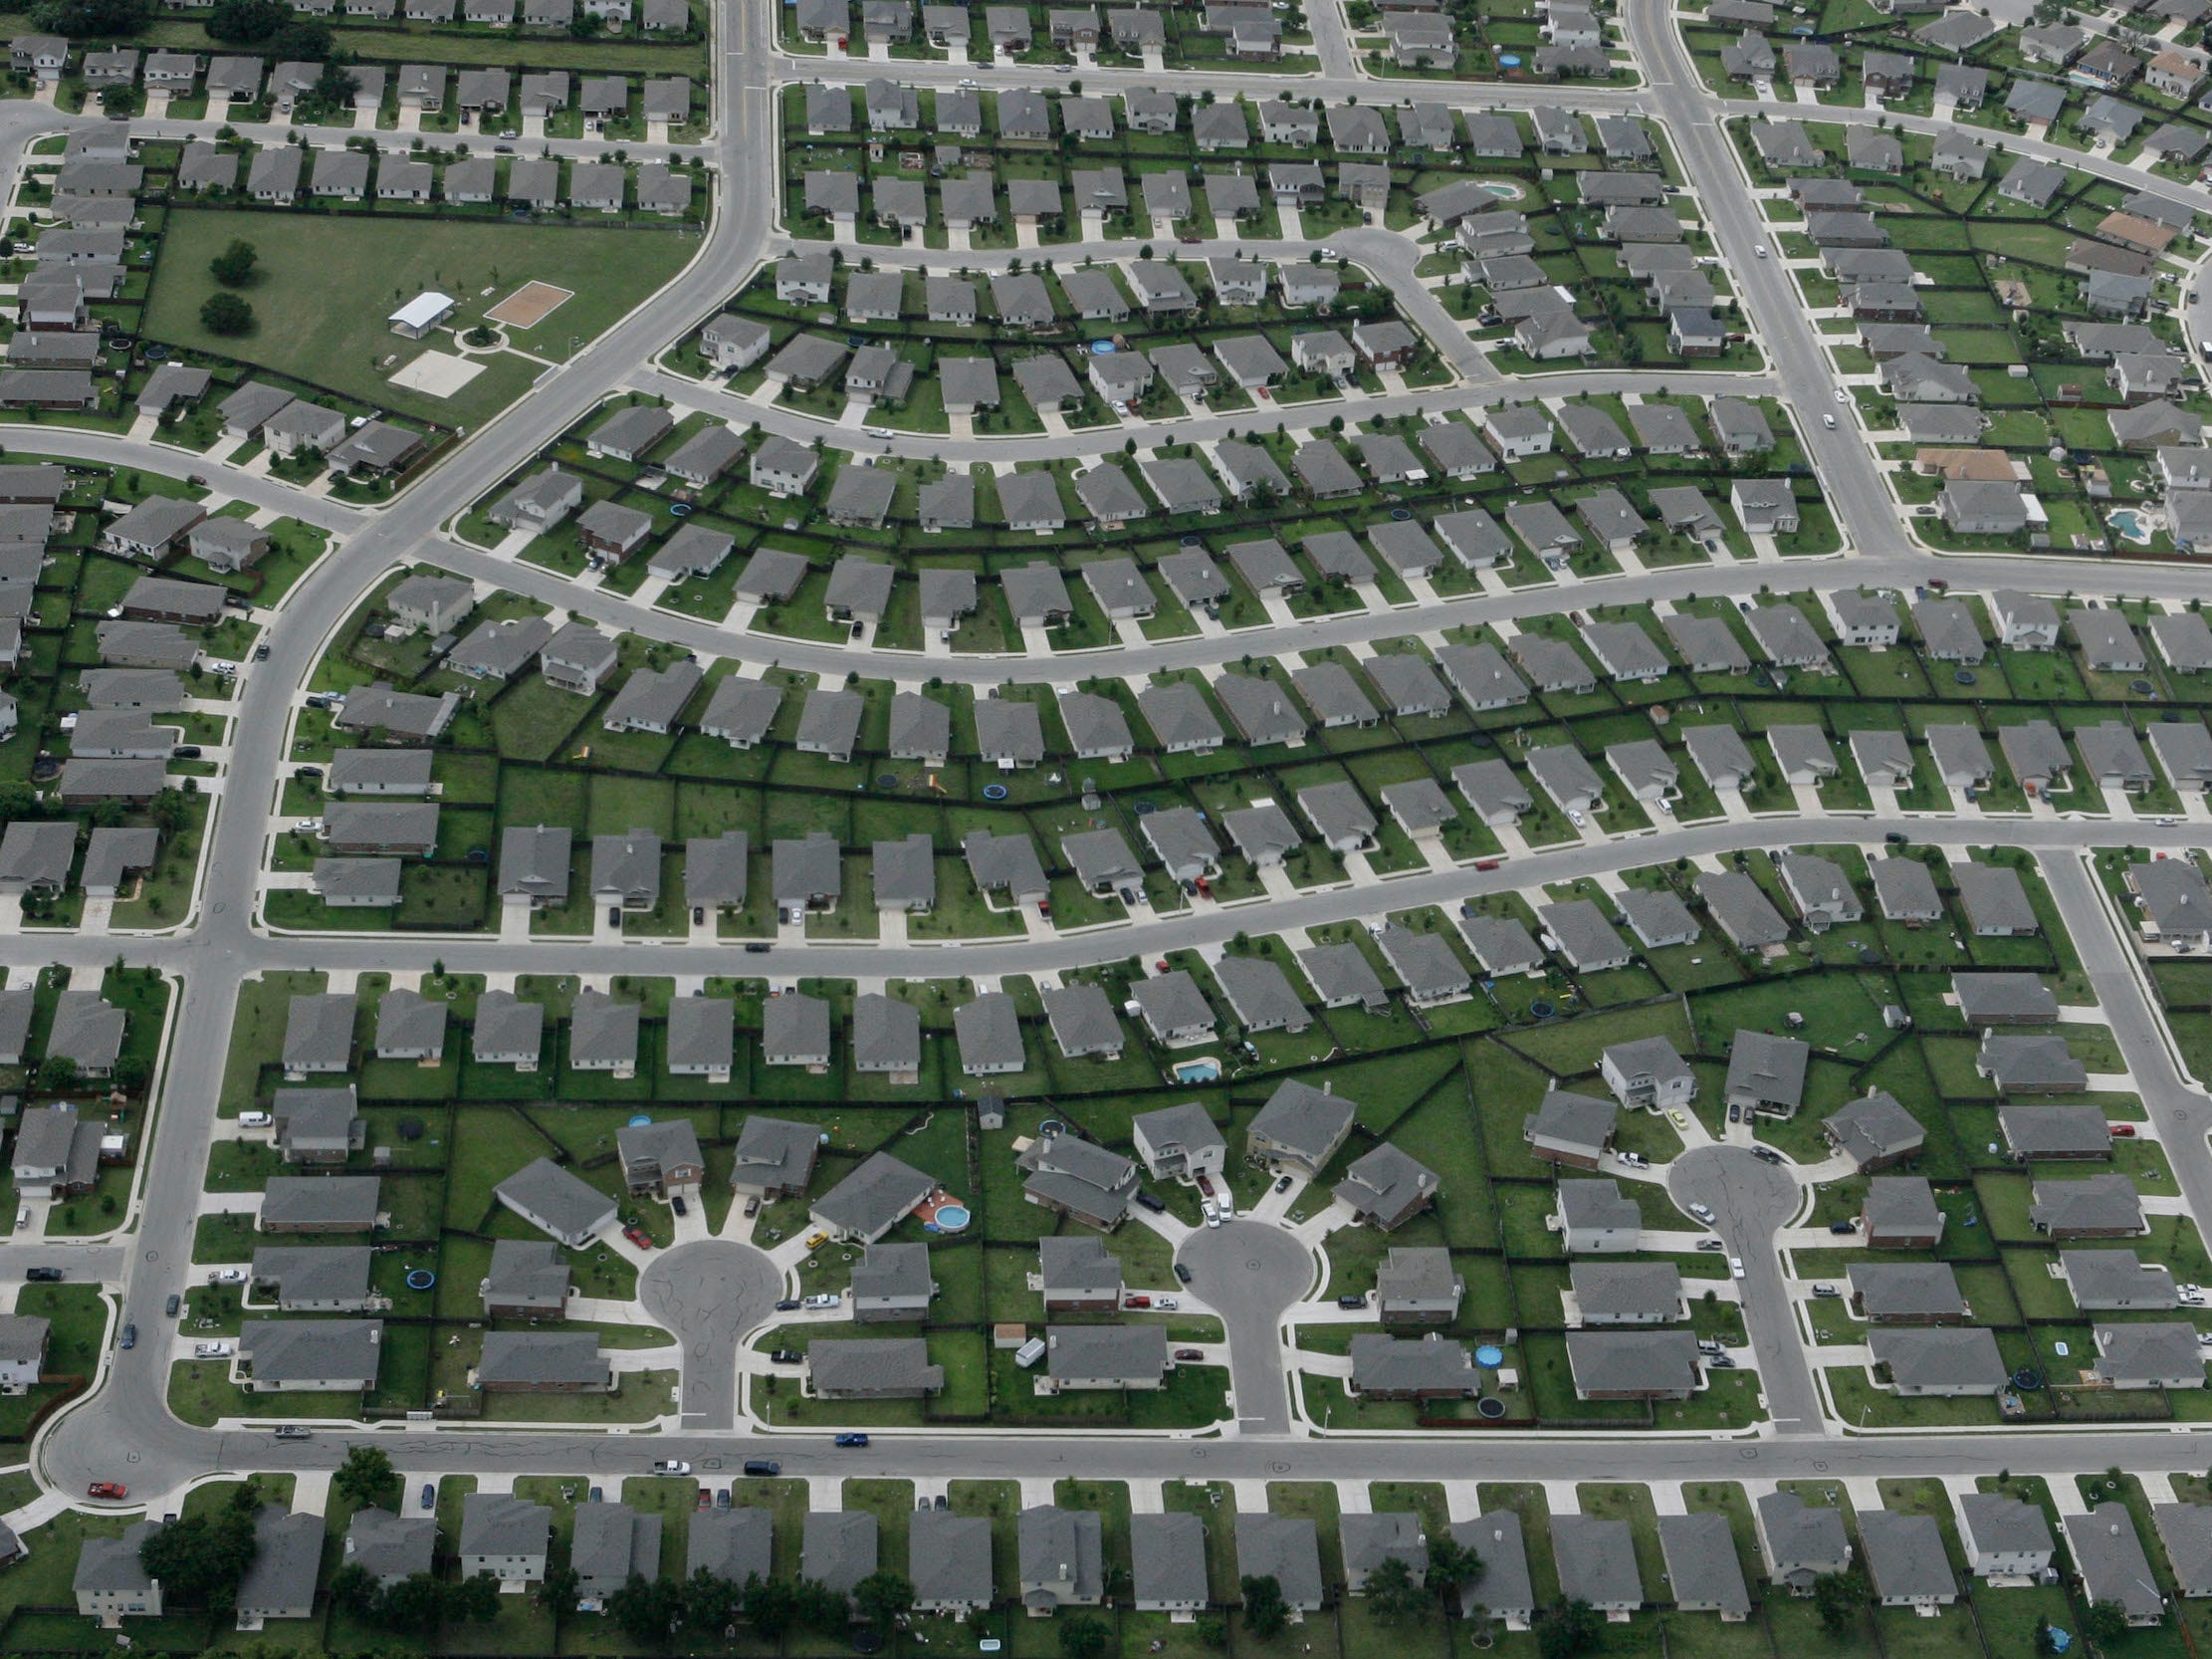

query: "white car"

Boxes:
[1753, 243, 1766, 258]
[1568, 809, 1586, 827]
[194, 1341, 234, 1359]
[210, 1268, 246, 1285]
[1729, 1257, 1746, 1280]
[238, 1111, 272, 1129]
[651, 1460, 691, 1477]
[801, 1293, 840, 1310]
[1688, 1202, 1715, 1224]
[1833, 387, 1848, 403]
[1156, 1296, 1180, 1311]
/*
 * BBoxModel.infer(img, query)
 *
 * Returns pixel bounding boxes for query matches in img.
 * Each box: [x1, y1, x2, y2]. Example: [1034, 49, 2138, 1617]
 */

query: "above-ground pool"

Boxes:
[627, 1113, 653, 1127]
[1174, 1058, 1222, 1084]
[405, 1270, 437, 1292]
[1496, 53, 1522, 66]
[927, 1205, 972, 1233]
[1474, 1343, 1505, 1367]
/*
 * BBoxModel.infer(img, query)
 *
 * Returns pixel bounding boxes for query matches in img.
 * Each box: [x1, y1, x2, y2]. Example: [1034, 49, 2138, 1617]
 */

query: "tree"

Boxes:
[1364, 1555, 1433, 1625]
[852, 1569, 914, 1633]
[1811, 1570, 1863, 1637]
[333, 1446, 397, 1509]
[30, 0, 148, 33]
[137, 1491, 261, 1611]
[683, 1568, 744, 1635]
[200, 293, 255, 336]
[537, 1562, 580, 1615]
[372, 1571, 447, 1631]
[207, 0, 288, 42]
[742, 1574, 796, 1638]
[447, 1570, 502, 1624]
[1426, 1532, 1483, 1613]
[1057, 1612, 1110, 1659]
[209, 240, 258, 288]
[37, 1055, 79, 1092]
[329, 1561, 378, 1617]
[607, 1571, 687, 1645]
[1195, 1612, 1228, 1649]
[792, 1577, 853, 1631]
[1535, 1598, 1602, 1659]
[1240, 1574, 1290, 1640]
[2082, 1603, 2131, 1649]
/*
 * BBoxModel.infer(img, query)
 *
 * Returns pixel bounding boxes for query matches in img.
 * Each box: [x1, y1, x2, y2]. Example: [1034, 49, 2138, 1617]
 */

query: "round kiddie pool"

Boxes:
[627, 1113, 653, 1128]
[1496, 53, 1522, 67]
[1474, 1343, 1505, 1368]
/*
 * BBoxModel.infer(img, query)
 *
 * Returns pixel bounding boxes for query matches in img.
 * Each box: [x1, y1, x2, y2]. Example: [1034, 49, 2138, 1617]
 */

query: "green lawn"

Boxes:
[141, 209, 700, 429]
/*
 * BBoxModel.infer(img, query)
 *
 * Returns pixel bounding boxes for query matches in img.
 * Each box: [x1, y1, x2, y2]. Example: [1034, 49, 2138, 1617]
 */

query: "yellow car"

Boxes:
[1667, 1109, 1689, 1130]
[803, 1232, 828, 1251]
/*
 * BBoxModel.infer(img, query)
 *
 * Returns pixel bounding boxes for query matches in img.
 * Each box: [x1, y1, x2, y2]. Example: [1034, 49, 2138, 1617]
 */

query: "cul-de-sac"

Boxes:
[9, 0, 2212, 1653]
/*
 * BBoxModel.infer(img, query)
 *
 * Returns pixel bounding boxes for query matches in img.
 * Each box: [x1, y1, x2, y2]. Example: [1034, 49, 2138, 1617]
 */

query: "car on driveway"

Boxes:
[420, 1484, 435, 1511]
[1175, 1348, 1205, 1361]
[210, 1268, 245, 1284]
[774, 1298, 801, 1311]
[622, 1225, 654, 1250]
[802, 1293, 840, 1310]
[1124, 1294, 1151, 1309]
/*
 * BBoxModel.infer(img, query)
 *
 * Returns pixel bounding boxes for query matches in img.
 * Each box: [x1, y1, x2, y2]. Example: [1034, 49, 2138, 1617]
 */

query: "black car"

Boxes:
[1335, 1293, 1366, 1309]
[1828, 1220, 1858, 1235]
[164, 1294, 180, 1317]
[771, 1349, 802, 1364]
[745, 942, 772, 955]
[775, 1298, 801, 1311]
[671, 1195, 688, 1217]
[118, 1324, 136, 1349]
[24, 1267, 61, 1283]
[1274, 1174, 1293, 1193]
[1174, 1263, 1193, 1286]
[744, 1460, 781, 1477]
[171, 745, 202, 760]
[1133, 1191, 1167, 1214]
[1752, 1146, 1783, 1166]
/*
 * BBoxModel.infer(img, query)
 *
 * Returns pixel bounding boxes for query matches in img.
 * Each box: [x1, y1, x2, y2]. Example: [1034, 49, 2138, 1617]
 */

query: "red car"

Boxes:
[88, 1482, 126, 1500]
[2110, 1123, 2137, 1138]
[1175, 1349, 1205, 1362]
[1124, 1294, 1151, 1309]
[697, 1490, 713, 1510]
[622, 1226, 653, 1250]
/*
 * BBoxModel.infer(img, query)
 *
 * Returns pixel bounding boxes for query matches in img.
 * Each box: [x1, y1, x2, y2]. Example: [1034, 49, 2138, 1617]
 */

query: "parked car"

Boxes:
[210, 1268, 245, 1284]
[118, 1324, 135, 1349]
[24, 1267, 60, 1283]
[1274, 1174, 1293, 1193]
[164, 1294, 180, 1317]
[622, 1226, 654, 1250]
[652, 1460, 692, 1476]
[1336, 1292, 1367, 1309]
[1695, 1239, 1725, 1252]
[744, 1460, 781, 1477]
[834, 1433, 870, 1448]
[770, 1349, 801, 1365]
[1829, 1220, 1858, 1235]
[1175, 1348, 1205, 1362]
[1174, 1263, 1194, 1286]
[194, 1341, 234, 1358]
[671, 1195, 688, 1217]
[1688, 1202, 1715, 1224]
[774, 1298, 801, 1311]
[801, 1293, 840, 1310]
[1124, 1294, 1152, 1309]
[420, 1484, 436, 1510]
[88, 1483, 127, 1500]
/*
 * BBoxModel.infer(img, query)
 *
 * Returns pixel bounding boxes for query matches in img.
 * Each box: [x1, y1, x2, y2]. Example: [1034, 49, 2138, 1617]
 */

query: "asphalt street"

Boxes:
[636, 1240, 782, 1430]
[1666, 1147, 1815, 1433]
[9, 0, 2212, 1511]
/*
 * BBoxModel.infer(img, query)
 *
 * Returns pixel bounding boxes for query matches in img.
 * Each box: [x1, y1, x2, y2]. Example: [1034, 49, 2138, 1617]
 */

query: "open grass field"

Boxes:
[142, 210, 697, 428]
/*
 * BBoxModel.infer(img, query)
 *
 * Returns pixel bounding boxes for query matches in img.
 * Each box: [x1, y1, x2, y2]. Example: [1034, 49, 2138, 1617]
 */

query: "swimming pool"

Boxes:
[1173, 1059, 1221, 1084]
[1479, 180, 1521, 200]
[2109, 508, 2152, 544]
[928, 1205, 972, 1233]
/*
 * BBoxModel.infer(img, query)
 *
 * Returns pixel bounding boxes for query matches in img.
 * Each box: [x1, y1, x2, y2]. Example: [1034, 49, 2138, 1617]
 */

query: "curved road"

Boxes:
[15, 0, 2212, 1518]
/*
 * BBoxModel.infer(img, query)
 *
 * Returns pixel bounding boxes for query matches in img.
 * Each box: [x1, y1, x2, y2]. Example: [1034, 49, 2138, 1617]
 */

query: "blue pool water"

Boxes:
[1474, 1344, 1505, 1367]
[2110, 509, 2150, 542]
[932, 1205, 972, 1232]
[1481, 181, 1520, 199]
[1174, 1059, 1221, 1083]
